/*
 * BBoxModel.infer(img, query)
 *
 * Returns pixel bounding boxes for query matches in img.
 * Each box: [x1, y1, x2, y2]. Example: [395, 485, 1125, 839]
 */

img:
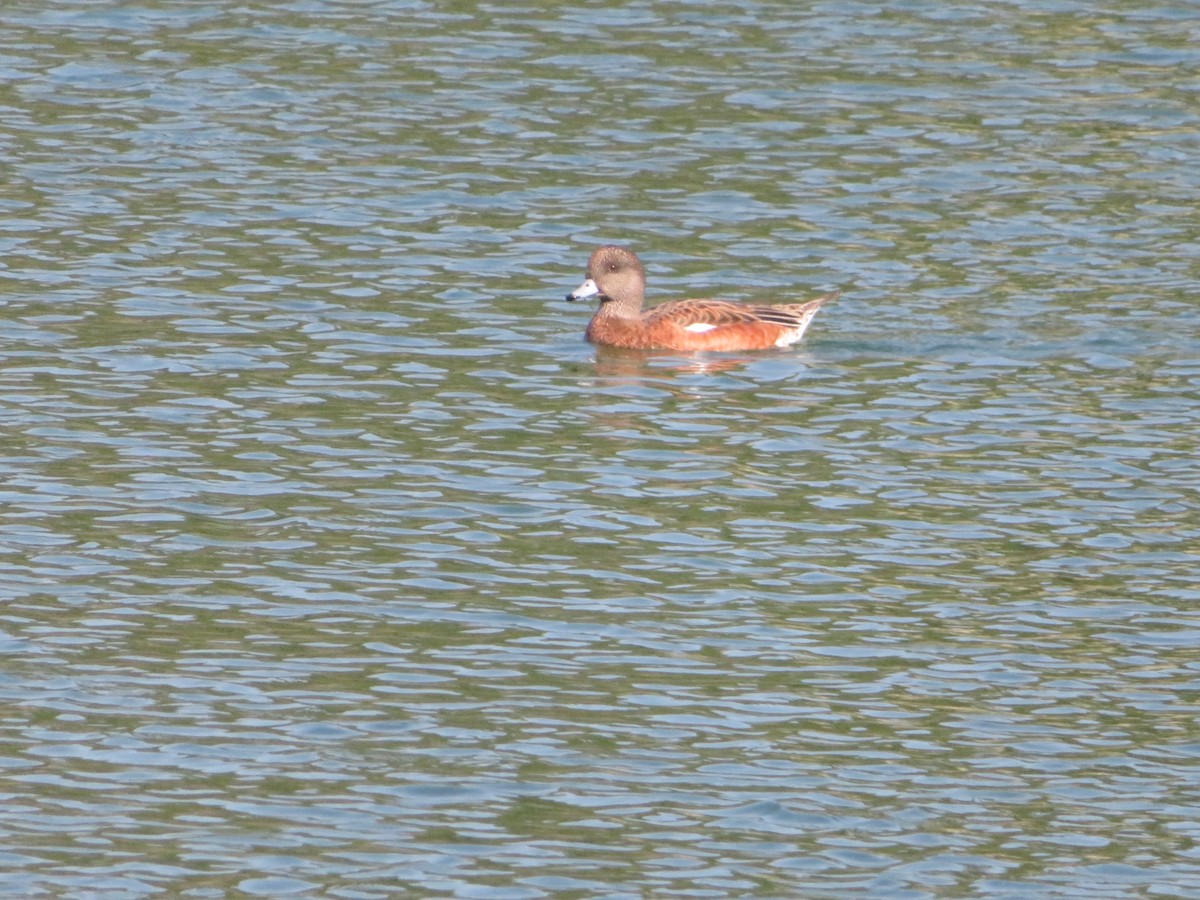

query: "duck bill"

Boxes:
[566, 278, 601, 302]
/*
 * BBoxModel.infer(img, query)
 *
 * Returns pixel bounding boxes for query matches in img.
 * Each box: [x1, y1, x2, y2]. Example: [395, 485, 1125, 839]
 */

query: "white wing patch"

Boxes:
[683, 322, 718, 333]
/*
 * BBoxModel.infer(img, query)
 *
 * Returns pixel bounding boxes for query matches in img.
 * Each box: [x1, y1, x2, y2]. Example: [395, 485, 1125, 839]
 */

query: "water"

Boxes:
[2, 1, 1199, 897]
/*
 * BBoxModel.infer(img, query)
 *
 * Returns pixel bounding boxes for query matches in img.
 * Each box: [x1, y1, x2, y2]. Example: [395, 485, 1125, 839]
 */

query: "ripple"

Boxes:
[2, 0, 1200, 897]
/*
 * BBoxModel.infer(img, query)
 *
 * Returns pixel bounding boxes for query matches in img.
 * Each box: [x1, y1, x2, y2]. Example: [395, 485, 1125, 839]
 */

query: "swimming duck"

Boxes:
[566, 245, 835, 351]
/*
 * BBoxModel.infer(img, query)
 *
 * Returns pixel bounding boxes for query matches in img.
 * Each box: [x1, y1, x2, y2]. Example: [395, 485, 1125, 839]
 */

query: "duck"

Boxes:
[565, 245, 836, 352]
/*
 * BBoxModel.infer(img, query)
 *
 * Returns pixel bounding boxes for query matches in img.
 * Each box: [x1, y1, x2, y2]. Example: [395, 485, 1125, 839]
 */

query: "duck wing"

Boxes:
[646, 293, 839, 331]
[643, 298, 767, 329]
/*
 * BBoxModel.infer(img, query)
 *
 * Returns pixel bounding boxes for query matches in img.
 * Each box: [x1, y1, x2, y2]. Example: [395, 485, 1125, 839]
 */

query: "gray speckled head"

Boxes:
[567, 246, 647, 315]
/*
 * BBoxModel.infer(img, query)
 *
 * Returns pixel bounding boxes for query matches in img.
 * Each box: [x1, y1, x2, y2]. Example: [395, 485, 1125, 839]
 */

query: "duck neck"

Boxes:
[594, 294, 643, 321]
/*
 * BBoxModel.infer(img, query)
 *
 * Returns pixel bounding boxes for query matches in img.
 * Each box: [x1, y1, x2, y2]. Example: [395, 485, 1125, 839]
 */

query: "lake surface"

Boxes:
[2, 1, 1199, 897]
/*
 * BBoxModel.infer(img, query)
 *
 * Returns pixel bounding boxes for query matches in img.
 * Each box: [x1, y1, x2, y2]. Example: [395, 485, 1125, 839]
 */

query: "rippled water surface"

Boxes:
[3, 1, 1200, 897]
